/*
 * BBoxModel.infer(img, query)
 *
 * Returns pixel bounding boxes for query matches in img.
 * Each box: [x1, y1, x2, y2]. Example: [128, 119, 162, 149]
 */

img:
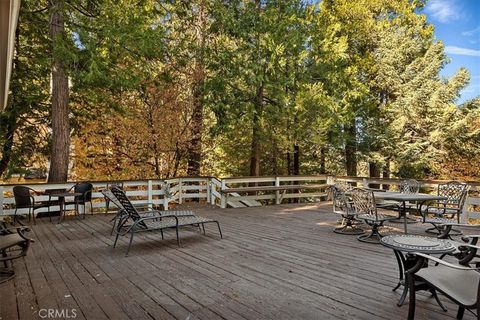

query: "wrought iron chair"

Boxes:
[332, 186, 364, 235]
[105, 187, 222, 256]
[406, 251, 480, 320]
[64, 182, 93, 217]
[0, 225, 34, 283]
[422, 181, 468, 235]
[351, 188, 396, 243]
[13, 186, 50, 225]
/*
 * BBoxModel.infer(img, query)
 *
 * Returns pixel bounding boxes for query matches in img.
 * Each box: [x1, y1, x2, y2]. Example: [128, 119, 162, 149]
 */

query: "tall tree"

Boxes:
[48, 0, 70, 182]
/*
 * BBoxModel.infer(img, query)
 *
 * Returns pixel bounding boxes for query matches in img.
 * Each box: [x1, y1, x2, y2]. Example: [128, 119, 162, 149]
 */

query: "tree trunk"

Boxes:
[319, 147, 326, 174]
[345, 119, 357, 176]
[186, 0, 206, 176]
[249, 85, 263, 176]
[369, 162, 381, 189]
[48, 0, 70, 183]
[293, 144, 300, 175]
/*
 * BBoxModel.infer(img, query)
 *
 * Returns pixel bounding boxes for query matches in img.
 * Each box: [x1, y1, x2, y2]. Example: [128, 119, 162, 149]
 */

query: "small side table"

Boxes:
[380, 235, 455, 308]
[47, 192, 83, 223]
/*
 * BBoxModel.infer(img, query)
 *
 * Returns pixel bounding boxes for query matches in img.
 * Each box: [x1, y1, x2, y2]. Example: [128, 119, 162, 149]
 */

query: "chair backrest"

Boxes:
[13, 186, 33, 208]
[74, 182, 93, 201]
[400, 179, 421, 194]
[351, 188, 377, 217]
[106, 187, 143, 221]
[334, 181, 352, 193]
[437, 181, 468, 208]
[332, 186, 352, 215]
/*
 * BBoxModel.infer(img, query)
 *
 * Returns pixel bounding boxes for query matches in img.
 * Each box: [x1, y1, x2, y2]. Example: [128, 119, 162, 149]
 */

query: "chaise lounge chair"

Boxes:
[104, 187, 222, 256]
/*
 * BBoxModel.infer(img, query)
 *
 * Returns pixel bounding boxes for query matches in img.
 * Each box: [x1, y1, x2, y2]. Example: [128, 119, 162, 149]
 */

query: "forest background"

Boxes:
[1, 0, 479, 183]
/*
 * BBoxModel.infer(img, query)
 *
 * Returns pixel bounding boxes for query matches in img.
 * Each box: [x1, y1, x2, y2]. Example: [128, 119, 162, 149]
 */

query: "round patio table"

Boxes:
[380, 234, 455, 308]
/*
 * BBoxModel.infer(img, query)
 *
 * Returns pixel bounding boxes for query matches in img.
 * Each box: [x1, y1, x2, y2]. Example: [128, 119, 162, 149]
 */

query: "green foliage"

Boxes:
[2, 0, 478, 181]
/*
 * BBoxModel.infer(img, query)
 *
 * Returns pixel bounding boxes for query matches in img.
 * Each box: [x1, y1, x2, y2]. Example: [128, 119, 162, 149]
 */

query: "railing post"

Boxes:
[326, 175, 335, 185]
[462, 195, 470, 224]
[163, 180, 169, 210]
[147, 180, 153, 210]
[220, 179, 226, 209]
[178, 178, 183, 204]
[205, 178, 210, 203]
[210, 180, 216, 205]
[275, 176, 280, 205]
[362, 178, 369, 188]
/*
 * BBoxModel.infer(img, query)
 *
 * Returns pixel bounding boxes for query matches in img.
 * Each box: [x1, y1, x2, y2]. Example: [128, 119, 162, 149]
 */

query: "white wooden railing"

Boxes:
[1, 175, 479, 220]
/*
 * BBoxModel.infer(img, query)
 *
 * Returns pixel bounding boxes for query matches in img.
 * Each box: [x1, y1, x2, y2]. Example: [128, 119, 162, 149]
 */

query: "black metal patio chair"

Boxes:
[64, 182, 93, 217]
[105, 187, 222, 256]
[332, 186, 364, 235]
[406, 251, 480, 320]
[13, 186, 51, 225]
[422, 181, 468, 235]
[351, 188, 397, 243]
[0, 225, 34, 283]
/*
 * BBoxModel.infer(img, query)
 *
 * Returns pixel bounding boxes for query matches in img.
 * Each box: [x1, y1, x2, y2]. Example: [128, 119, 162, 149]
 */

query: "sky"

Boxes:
[422, 0, 480, 103]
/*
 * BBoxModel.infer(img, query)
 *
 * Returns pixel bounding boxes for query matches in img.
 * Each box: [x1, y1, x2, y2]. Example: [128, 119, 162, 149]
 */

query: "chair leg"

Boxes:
[357, 223, 383, 244]
[334, 217, 364, 235]
[456, 306, 465, 319]
[110, 220, 116, 236]
[216, 222, 223, 238]
[201, 223, 206, 235]
[175, 227, 180, 246]
[125, 231, 134, 256]
[31, 208, 35, 225]
[113, 233, 120, 248]
[407, 273, 416, 320]
[160, 229, 164, 240]
[430, 289, 447, 312]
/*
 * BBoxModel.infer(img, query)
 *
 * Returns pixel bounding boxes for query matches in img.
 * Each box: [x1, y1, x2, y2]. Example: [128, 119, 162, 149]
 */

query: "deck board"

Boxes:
[1, 202, 475, 320]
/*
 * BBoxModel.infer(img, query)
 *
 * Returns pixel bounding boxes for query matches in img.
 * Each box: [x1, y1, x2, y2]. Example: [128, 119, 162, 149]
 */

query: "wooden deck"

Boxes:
[0, 203, 474, 320]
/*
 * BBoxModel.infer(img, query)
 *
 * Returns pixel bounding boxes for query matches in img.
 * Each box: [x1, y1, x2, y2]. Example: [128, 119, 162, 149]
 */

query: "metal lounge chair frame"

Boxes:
[102, 188, 197, 235]
[106, 187, 222, 256]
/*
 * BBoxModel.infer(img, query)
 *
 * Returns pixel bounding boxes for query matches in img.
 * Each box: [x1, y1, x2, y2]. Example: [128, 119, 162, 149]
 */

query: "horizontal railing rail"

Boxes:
[1, 175, 479, 221]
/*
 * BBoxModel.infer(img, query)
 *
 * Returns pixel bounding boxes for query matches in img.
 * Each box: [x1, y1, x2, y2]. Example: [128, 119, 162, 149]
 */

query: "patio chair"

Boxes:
[332, 186, 364, 235]
[406, 251, 480, 320]
[0, 225, 34, 283]
[422, 181, 468, 235]
[437, 223, 480, 266]
[13, 186, 50, 225]
[351, 188, 397, 243]
[64, 182, 93, 217]
[106, 187, 222, 256]
[102, 188, 196, 235]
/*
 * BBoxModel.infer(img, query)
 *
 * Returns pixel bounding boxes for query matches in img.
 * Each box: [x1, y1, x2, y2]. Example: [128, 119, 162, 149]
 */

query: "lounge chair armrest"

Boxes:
[412, 252, 477, 271]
